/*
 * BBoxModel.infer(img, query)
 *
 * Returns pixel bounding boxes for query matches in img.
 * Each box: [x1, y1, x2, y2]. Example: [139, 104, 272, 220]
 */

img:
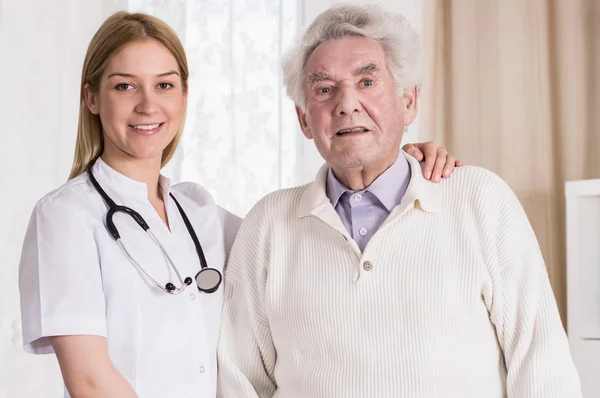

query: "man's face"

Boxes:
[296, 36, 417, 172]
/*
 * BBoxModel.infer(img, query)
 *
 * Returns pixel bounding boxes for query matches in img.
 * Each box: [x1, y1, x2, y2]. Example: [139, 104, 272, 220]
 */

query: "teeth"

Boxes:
[338, 127, 367, 134]
[132, 124, 160, 130]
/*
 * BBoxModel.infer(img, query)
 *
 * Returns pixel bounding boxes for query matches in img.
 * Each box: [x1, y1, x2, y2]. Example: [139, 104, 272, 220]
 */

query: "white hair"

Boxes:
[282, 3, 422, 110]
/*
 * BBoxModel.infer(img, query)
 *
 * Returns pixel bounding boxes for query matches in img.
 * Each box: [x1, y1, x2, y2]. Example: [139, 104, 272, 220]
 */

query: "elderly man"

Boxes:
[217, 4, 582, 398]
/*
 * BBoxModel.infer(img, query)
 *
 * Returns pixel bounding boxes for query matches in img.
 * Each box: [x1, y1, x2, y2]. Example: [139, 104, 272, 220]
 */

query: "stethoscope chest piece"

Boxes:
[195, 268, 222, 294]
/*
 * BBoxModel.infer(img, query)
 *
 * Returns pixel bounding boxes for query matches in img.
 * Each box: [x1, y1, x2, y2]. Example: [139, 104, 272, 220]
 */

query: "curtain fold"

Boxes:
[422, 0, 600, 322]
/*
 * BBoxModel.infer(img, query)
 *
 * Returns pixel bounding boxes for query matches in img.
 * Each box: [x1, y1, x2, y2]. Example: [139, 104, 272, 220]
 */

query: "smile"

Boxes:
[130, 123, 163, 130]
[128, 123, 165, 136]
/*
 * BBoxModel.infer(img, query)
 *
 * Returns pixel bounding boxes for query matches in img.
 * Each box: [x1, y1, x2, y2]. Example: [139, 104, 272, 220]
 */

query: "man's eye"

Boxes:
[320, 87, 331, 94]
[363, 79, 374, 87]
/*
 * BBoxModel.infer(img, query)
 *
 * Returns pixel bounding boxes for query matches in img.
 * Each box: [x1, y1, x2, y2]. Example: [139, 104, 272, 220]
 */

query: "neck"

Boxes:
[100, 152, 163, 201]
[332, 154, 399, 191]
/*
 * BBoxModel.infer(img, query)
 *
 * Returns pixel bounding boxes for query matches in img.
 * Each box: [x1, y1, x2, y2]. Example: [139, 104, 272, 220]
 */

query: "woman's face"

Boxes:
[86, 39, 187, 165]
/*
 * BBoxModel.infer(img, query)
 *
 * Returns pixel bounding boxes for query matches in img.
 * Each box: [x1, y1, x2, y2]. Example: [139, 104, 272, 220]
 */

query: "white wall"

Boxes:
[0, 1, 127, 396]
[298, 0, 424, 183]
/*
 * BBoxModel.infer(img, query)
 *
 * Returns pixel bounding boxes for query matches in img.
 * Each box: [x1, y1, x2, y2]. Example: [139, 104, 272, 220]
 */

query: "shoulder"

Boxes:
[249, 184, 309, 217]
[442, 165, 521, 211]
[22, 174, 103, 255]
[242, 184, 309, 228]
[171, 181, 217, 207]
[171, 181, 243, 247]
[445, 165, 511, 192]
[228, 184, 308, 257]
[32, 173, 98, 222]
[441, 166, 538, 250]
[171, 181, 242, 224]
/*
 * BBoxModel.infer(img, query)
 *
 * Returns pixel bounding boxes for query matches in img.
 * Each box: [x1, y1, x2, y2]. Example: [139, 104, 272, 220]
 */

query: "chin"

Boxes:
[334, 149, 373, 167]
[125, 147, 166, 162]
[334, 155, 367, 169]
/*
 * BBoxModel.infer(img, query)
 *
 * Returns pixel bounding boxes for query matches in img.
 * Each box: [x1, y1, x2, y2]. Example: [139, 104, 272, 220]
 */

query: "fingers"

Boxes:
[428, 148, 448, 182]
[419, 142, 437, 180]
[403, 141, 463, 181]
[441, 154, 457, 179]
[402, 143, 424, 162]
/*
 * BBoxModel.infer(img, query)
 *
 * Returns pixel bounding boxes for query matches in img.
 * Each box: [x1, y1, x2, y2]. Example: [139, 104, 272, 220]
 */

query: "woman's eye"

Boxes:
[158, 82, 173, 90]
[115, 83, 133, 91]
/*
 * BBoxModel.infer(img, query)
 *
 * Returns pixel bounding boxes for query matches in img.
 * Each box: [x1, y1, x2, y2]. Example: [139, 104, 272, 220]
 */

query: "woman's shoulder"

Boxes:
[33, 173, 97, 217]
[171, 181, 243, 250]
[171, 181, 217, 207]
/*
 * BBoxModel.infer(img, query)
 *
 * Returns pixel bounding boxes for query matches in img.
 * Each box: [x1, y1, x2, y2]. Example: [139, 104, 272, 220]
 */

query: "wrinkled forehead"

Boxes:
[304, 36, 388, 80]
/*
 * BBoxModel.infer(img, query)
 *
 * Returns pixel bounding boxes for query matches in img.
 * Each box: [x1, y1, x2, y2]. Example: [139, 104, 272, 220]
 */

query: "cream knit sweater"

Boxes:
[217, 153, 582, 398]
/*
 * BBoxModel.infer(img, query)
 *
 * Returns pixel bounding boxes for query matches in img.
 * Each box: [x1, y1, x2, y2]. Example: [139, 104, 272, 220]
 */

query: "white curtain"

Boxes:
[129, 0, 302, 216]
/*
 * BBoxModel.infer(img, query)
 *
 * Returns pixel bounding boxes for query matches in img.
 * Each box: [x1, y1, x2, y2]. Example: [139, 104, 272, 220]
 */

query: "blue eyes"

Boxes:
[320, 87, 331, 94]
[363, 79, 374, 86]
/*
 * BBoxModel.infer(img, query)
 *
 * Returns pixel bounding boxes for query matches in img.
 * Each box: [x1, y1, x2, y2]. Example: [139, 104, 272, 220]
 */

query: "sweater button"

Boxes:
[363, 261, 372, 271]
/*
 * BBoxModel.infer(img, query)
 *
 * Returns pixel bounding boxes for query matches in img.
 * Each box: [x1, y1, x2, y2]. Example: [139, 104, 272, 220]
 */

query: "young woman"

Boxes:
[18, 11, 459, 398]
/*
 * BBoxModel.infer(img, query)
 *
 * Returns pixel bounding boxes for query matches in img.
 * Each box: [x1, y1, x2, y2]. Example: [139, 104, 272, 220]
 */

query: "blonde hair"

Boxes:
[68, 11, 189, 179]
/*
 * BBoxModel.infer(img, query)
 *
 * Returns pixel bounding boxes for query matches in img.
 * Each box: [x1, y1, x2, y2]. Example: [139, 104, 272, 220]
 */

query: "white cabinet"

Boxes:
[566, 178, 600, 397]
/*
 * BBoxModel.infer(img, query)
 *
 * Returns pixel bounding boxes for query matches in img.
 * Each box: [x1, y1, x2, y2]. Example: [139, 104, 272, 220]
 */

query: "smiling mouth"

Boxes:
[336, 127, 369, 136]
[129, 123, 164, 130]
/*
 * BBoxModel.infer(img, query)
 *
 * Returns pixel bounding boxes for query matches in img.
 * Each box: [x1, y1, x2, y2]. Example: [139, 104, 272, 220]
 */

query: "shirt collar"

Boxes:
[325, 154, 411, 211]
[90, 157, 172, 202]
[325, 169, 348, 208]
[299, 150, 441, 218]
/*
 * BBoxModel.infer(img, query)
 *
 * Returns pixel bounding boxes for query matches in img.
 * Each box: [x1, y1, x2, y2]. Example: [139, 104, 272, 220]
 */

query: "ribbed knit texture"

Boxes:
[217, 162, 582, 398]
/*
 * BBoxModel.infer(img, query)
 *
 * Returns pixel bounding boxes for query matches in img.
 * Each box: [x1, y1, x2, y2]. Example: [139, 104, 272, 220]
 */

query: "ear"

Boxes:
[402, 85, 419, 126]
[295, 106, 313, 139]
[84, 83, 100, 115]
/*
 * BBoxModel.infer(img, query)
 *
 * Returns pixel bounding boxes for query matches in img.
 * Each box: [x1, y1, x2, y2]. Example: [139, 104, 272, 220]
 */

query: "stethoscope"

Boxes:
[86, 161, 222, 295]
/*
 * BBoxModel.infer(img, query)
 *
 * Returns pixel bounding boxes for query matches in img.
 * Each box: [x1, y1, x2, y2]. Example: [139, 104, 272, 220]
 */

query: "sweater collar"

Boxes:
[297, 150, 441, 219]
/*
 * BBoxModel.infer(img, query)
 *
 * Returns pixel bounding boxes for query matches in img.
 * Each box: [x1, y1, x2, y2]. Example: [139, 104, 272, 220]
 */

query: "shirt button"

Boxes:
[363, 261, 372, 271]
[189, 294, 196, 300]
[199, 366, 205, 373]
[354, 194, 363, 201]
[359, 228, 368, 236]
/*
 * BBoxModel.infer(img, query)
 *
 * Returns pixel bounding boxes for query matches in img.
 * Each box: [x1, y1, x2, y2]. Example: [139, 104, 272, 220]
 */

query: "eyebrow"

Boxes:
[354, 63, 379, 75]
[307, 63, 380, 84]
[107, 71, 180, 79]
[308, 72, 331, 83]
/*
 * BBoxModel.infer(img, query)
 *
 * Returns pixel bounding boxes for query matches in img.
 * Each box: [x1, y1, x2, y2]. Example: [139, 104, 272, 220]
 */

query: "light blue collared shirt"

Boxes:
[326, 154, 411, 251]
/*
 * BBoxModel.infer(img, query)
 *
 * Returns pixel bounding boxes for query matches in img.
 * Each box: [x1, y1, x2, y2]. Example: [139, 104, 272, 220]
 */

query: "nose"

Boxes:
[134, 88, 159, 115]
[335, 86, 362, 117]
